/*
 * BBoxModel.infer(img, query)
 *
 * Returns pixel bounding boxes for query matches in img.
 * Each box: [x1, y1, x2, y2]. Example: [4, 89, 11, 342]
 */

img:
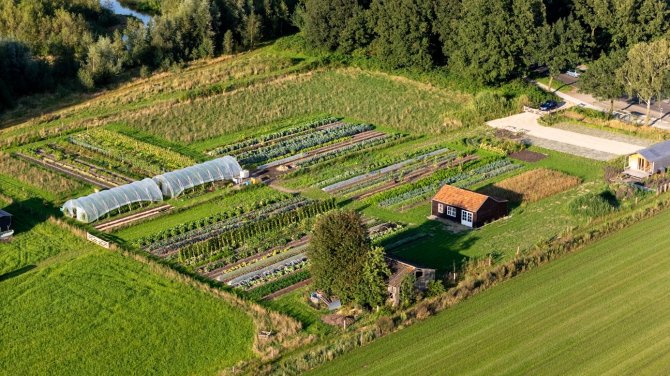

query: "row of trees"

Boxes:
[0, 0, 298, 109]
[581, 38, 670, 125]
[299, 0, 670, 84]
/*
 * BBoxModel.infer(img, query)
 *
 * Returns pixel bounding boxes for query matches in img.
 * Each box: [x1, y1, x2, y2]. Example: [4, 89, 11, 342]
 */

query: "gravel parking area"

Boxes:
[487, 112, 645, 160]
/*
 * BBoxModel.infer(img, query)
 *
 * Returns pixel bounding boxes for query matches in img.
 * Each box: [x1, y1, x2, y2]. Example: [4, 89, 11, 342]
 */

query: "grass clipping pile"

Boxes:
[480, 168, 580, 203]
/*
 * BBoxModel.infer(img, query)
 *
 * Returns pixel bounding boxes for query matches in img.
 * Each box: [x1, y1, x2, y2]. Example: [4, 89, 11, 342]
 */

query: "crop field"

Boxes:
[479, 168, 581, 203]
[0, 246, 255, 375]
[309, 208, 670, 376]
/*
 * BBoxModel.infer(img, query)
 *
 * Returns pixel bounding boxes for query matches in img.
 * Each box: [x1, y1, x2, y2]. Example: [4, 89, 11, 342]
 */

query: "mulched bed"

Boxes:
[509, 150, 547, 162]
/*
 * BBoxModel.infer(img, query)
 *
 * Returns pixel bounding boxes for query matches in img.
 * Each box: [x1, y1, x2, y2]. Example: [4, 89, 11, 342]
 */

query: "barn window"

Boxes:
[437, 203, 444, 213]
[415, 270, 423, 278]
[446, 206, 456, 217]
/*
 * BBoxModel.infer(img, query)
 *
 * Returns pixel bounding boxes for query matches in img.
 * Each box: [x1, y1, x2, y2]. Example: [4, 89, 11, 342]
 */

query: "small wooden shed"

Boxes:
[626, 140, 670, 177]
[387, 258, 436, 307]
[431, 185, 507, 228]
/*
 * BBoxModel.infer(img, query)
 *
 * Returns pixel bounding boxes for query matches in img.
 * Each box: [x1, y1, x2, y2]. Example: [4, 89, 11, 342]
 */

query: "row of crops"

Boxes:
[69, 128, 195, 175]
[235, 123, 375, 166]
[123, 190, 337, 294]
[207, 117, 340, 156]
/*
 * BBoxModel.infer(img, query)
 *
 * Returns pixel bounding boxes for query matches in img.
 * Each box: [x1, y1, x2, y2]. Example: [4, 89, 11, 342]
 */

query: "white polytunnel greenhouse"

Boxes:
[62, 178, 163, 223]
[152, 156, 243, 199]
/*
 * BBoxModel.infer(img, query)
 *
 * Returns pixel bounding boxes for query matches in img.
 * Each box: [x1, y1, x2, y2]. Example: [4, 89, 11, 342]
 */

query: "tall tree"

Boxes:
[308, 210, 379, 305]
[301, 0, 368, 52]
[369, 0, 439, 70]
[451, 0, 545, 84]
[359, 246, 391, 308]
[618, 38, 670, 125]
[536, 16, 586, 90]
[579, 49, 626, 114]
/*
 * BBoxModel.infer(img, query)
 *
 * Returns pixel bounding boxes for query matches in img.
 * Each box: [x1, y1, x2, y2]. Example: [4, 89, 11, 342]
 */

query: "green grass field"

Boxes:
[0, 244, 255, 375]
[309, 208, 670, 375]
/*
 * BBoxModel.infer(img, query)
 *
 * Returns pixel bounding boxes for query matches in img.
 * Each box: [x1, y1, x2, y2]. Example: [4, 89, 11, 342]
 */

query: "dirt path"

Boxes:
[487, 112, 645, 160]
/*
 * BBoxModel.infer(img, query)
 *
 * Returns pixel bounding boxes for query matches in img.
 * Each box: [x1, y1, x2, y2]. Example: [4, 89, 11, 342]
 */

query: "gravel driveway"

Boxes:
[487, 112, 646, 160]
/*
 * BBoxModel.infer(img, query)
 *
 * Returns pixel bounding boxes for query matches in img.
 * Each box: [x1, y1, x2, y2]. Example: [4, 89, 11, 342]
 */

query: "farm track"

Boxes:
[14, 152, 116, 189]
[95, 204, 173, 232]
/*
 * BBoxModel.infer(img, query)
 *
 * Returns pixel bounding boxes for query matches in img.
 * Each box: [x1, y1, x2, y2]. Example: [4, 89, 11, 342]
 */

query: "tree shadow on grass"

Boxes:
[380, 219, 479, 276]
[2, 197, 55, 234]
[0, 265, 36, 282]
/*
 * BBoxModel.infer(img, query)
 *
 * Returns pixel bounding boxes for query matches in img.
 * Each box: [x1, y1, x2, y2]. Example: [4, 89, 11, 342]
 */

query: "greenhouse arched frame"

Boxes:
[62, 178, 164, 223]
[153, 156, 242, 198]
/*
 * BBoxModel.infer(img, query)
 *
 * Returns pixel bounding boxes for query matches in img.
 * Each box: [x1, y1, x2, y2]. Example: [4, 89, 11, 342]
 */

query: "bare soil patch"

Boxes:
[509, 150, 547, 162]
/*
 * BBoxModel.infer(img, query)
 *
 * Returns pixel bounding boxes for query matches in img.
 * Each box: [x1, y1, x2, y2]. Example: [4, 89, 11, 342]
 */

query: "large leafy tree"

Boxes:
[359, 246, 391, 308]
[579, 50, 626, 114]
[618, 38, 670, 125]
[369, 0, 439, 70]
[301, 0, 369, 52]
[450, 0, 546, 84]
[308, 210, 389, 307]
[535, 16, 586, 90]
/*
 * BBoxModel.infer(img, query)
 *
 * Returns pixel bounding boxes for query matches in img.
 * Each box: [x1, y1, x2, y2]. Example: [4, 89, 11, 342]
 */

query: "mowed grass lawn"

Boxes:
[0, 244, 255, 375]
[309, 208, 670, 375]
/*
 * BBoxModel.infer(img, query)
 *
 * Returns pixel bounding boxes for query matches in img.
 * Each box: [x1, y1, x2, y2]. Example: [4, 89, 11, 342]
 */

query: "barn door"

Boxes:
[461, 210, 473, 227]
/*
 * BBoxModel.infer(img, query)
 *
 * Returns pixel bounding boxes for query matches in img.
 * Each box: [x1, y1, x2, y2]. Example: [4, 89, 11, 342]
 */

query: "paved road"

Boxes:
[487, 112, 646, 160]
[536, 80, 670, 130]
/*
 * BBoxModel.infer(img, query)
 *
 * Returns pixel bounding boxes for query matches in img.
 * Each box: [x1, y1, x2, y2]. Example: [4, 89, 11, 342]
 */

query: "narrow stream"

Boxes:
[100, 0, 152, 25]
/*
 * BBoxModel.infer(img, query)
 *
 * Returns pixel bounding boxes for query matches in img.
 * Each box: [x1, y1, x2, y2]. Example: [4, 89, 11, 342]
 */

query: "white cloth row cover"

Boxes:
[62, 156, 243, 223]
[153, 156, 242, 198]
[62, 178, 163, 223]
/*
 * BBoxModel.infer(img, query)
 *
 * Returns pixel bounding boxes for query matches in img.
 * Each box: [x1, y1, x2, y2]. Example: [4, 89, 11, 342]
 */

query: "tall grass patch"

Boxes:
[479, 168, 581, 203]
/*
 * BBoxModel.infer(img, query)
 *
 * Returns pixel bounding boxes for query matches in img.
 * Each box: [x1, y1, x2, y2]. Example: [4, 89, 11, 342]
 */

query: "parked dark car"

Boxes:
[540, 100, 558, 111]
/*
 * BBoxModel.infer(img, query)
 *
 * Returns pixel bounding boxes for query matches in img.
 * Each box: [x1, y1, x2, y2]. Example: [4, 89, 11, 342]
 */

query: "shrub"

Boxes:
[569, 190, 618, 217]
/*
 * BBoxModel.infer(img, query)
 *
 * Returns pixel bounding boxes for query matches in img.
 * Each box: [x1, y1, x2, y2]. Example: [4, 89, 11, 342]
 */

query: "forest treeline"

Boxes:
[0, 0, 296, 109]
[1, 0, 669, 111]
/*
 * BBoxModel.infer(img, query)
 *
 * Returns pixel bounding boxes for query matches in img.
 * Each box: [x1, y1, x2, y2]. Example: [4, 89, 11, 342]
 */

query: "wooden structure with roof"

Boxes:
[387, 257, 435, 307]
[431, 184, 507, 228]
[0, 209, 13, 240]
[625, 140, 670, 178]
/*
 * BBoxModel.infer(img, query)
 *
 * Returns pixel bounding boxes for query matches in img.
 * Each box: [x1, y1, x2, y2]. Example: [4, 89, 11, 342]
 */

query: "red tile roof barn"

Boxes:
[432, 185, 503, 212]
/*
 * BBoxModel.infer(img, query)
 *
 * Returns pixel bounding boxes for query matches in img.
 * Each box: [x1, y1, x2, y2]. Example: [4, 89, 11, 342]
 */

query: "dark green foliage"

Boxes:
[568, 190, 618, 217]
[368, 0, 440, 69]
[360, 247, 392, 308]
[0, 40, 54, 110]
[425, 279, 445, 297]
[399, 272, 416, 308]
[308, 210, 390, 307]
[450, 0, 546, 84]
[302, 0, 369, 53]
[535, 16, 587, 88]
[579, 50, 626, 114]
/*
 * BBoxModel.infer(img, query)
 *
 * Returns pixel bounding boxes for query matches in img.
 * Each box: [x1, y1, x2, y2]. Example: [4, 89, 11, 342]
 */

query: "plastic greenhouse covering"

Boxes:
[153, 156, 242, 198]
[62, 178, 163, 223]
